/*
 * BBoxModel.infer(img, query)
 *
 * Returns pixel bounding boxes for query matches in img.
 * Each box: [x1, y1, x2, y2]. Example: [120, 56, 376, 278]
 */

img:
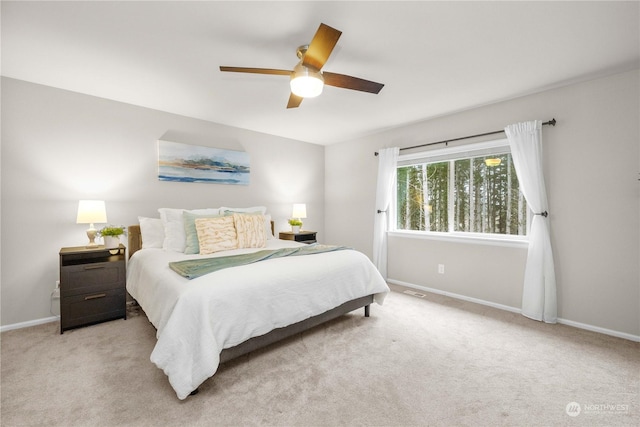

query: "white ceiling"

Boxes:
[2, 1, 639, 145]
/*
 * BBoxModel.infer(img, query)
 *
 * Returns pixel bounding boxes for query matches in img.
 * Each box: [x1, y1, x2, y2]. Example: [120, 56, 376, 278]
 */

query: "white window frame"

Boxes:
[391, 138, 530, 247]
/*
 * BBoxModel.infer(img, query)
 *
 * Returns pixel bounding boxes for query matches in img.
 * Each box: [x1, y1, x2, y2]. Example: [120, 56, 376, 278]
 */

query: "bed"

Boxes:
[126, 211, 389, 400]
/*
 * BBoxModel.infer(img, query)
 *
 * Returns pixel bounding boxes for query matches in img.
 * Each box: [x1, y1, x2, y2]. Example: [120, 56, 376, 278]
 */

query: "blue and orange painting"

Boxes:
[158, 140, 250, 185]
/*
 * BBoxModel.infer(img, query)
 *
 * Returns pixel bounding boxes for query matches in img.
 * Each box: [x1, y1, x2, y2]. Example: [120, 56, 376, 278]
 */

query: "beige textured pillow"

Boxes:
[195, 216, 238, 254]
[234, 213, 267, 249]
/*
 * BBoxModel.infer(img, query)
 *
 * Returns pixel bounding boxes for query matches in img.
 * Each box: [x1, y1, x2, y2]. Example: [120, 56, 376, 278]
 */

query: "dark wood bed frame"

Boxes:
[127, 224, 373, 387]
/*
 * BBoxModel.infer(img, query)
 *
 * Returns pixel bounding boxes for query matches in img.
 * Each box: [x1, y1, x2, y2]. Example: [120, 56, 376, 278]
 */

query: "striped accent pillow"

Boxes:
[195, 216, 238, 254]
[234, 213, 267, 249]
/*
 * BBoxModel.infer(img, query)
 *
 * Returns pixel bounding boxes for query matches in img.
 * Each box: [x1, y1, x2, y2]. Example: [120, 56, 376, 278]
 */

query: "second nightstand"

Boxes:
[59, 244, 126, 334]
[279, 231, 317, 244]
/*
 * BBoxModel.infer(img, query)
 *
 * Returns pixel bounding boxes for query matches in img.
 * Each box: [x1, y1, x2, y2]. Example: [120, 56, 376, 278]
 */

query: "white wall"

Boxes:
[1, 77, 325, 327]
[326, 70, 640, 338]
[3, 71, 639, 338]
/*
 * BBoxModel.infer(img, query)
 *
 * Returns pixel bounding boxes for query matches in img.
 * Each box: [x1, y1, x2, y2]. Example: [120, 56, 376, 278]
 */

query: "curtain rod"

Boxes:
[374, 118, 556, 156]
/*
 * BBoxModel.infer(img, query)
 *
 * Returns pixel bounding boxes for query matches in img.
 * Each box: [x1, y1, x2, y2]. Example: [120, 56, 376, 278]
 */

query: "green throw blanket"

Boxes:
[169, 244, 350, 279]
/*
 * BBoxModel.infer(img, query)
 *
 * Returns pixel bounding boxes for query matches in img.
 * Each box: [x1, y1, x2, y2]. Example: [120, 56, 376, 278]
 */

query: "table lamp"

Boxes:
[76, 200, 107, 247]
[291, 203, 307, 228]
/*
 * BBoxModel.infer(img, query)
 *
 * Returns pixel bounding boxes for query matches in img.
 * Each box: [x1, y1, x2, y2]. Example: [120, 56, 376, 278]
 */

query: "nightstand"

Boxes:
[59, 244, 126, 334]
[279, 231, 317, 244]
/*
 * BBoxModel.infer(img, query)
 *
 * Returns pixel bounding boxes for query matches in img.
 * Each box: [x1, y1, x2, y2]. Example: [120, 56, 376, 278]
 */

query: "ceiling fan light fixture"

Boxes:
[290, 63, 324, 98]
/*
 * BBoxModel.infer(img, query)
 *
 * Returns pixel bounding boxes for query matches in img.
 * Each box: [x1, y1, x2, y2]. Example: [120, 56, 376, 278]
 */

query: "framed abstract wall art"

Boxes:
[157, 140, 250, 185]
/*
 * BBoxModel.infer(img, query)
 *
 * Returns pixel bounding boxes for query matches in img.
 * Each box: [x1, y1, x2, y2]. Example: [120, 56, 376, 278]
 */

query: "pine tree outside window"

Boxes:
[396, 139, 528, 237]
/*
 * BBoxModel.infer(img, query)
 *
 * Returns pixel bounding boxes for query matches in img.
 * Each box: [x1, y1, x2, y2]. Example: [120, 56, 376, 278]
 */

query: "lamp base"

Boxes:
[85, 225, 98, 248]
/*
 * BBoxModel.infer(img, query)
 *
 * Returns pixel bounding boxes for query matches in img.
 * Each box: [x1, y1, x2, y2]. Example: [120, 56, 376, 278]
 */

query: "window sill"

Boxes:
[388, 230, 529, 248]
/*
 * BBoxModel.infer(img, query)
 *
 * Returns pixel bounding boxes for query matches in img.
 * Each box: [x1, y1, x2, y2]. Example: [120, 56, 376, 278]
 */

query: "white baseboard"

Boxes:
[387, 279, 640, 343]
[556, 318, 640, 343]
[388, 279, 522, 314]
[0, 315, 59, 333]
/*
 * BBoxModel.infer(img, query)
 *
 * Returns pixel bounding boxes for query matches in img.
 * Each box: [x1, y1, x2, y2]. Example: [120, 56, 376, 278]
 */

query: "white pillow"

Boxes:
[138, 217, 164, 249]
[158, 208, 220, 252]
[264, 214, 275, 240]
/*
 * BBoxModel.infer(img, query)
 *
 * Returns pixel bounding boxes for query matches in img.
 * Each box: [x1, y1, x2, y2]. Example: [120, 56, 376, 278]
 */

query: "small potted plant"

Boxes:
[98, 225, 126, 249]
[288, 218, 303, 234]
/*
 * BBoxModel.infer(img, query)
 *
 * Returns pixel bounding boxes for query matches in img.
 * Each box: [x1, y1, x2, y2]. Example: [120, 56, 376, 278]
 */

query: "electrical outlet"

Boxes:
[438, 264, 445, 274]
[52, 280, 61, 300]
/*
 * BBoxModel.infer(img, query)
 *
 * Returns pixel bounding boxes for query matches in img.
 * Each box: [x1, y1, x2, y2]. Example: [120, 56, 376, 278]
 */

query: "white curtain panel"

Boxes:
[505, 121, 557, 323]
[372, 147, 399, 279]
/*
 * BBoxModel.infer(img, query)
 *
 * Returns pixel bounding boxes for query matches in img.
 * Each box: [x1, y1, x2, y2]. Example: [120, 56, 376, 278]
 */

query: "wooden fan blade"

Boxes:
[220, 66, 292, 76]
[323, 72, 385, 94]
[287, 93, 303, 109]
[302, 23, 342, 71]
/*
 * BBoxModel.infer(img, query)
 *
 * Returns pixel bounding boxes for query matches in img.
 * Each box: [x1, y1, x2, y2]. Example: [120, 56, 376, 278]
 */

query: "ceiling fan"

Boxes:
[220, 23, 385, 109]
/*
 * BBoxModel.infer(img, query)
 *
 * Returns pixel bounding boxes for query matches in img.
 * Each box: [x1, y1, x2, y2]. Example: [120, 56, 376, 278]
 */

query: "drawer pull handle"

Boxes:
[85, 293, 106, 300]
[84, 265, 105, 270]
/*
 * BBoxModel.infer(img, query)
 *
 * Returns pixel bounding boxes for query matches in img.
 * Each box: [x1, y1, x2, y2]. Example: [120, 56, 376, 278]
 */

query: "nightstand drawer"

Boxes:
[60, 288, 126, 331]
[61, 261, 125, 296]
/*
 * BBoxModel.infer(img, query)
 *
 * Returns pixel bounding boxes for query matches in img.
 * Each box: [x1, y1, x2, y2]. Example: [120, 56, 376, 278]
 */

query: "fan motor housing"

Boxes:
[296, 45, 309, 59]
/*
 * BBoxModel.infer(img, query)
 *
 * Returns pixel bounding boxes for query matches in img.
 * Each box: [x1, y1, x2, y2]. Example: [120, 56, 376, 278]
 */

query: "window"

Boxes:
[396, 140, 528, 237]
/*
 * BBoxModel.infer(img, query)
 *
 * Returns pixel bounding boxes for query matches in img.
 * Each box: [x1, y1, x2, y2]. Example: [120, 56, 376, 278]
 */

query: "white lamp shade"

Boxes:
[292, 203, 307, 219]
[76, 200, 107, 224]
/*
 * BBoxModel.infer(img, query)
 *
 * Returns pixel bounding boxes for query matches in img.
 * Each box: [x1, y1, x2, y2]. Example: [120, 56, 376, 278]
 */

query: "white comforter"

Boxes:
[126, 240, 389, 399]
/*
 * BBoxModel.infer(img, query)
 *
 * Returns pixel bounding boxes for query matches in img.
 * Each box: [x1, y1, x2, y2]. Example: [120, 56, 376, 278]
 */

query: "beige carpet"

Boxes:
[1, 285, 638, 427]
